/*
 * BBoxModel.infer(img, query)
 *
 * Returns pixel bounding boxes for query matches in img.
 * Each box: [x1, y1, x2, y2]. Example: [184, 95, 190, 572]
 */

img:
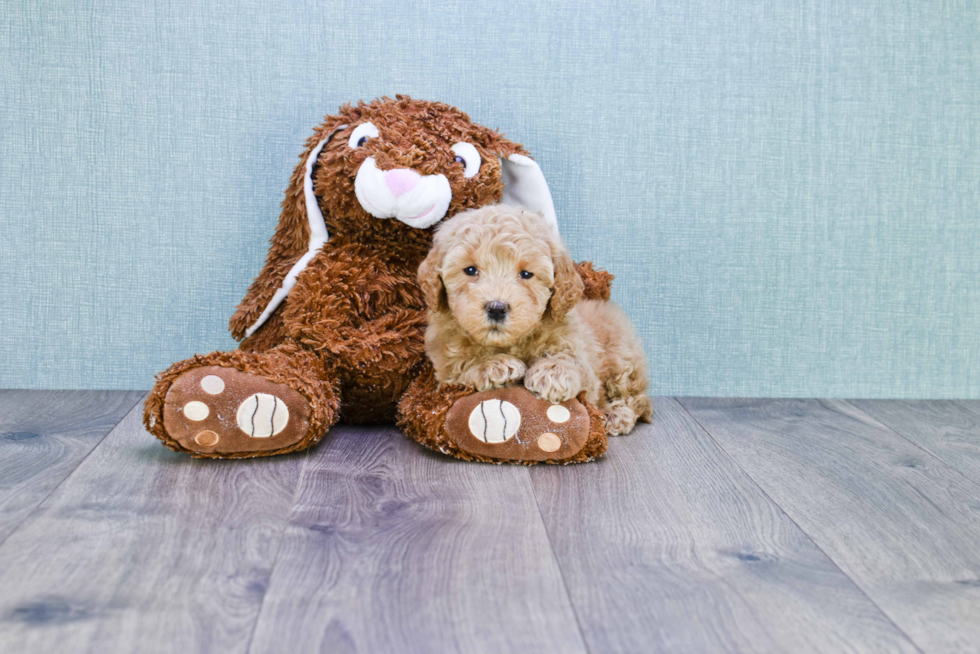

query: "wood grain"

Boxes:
[0, 390, 143, 544]
[529, 398, 918, 653]
[248, 425, 587, 654]
[0, 399, 306, 654]
[680, 398, 980, 653]
[5, 391, 978, 653]
[955, 401, 980, 419]
[849, 400, 980, 487]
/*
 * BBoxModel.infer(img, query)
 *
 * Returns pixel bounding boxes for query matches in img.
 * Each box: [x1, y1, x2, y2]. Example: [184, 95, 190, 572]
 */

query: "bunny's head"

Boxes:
[236, 96, 558, 340]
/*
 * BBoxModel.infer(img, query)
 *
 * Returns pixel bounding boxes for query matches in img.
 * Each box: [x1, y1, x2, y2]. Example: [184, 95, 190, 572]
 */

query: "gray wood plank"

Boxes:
[529, 398, 918, 654]
[954, 400, 980, 419]
[0, 399, 307, 654]
[680, 398, 980, 654]
[849, 400, 980, 487]
[248, 424, 588, 654]
[0, 390, 144, 544]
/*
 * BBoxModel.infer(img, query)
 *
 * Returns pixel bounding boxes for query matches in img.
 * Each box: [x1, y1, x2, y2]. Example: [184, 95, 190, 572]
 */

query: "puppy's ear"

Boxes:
[418, 241, 449, 313]
[546, 239, 585, 322]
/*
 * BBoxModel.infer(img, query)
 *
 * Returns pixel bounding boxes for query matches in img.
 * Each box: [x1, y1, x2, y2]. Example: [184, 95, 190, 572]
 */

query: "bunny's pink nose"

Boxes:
[385, 168, 421, 197]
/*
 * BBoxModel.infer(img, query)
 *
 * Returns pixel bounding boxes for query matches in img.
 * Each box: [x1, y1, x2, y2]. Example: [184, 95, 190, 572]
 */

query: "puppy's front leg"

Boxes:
[458, 355, 527, 391]
[524, 354, 586, 404]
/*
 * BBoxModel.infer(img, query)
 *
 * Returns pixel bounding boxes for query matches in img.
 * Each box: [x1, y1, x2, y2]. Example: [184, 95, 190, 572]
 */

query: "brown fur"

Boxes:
[574, 261, 615, 302]
[228, 96, 525, 347]
[421, 205, 653, 436]
[145, 96, 614, 461]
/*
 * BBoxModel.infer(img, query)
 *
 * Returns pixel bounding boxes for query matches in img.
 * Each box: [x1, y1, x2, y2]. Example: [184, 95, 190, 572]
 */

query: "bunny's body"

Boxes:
[145, 97, 612, 462]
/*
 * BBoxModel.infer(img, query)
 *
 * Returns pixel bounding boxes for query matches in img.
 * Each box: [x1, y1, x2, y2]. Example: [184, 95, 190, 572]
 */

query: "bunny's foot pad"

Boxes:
[162, 366, 312, 456]
[444, 387, 601, 462]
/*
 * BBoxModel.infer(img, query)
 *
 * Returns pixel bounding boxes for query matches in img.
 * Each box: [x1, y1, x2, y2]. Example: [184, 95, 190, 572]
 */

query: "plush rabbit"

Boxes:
[144, 96, 611, 463]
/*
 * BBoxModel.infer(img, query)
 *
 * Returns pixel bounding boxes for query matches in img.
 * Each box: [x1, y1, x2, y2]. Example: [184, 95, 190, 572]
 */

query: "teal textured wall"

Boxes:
[1, 0, 978, 396]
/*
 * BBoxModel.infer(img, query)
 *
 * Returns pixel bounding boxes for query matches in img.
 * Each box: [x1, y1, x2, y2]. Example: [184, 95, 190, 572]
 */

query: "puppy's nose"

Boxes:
[384, 168, 421, 197]
[485, 300, 509, 322]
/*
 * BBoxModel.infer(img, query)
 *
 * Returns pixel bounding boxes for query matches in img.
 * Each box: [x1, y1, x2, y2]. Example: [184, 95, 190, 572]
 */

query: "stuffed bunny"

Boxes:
[144, 96, 611, 463]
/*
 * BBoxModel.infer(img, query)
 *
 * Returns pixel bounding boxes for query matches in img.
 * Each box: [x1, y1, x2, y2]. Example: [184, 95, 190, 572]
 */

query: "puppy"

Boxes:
[419, 205, 653, 436]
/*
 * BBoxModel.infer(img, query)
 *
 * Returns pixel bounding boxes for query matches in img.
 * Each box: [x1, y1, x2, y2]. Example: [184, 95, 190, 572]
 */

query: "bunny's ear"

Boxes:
[230, 122, 347, 341]
[500, 154, 558, 233]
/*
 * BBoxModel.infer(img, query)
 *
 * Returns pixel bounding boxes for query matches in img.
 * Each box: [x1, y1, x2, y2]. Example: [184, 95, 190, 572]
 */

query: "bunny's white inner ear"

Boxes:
[500, 153, 558, 233]
[244, 124, 347, 339]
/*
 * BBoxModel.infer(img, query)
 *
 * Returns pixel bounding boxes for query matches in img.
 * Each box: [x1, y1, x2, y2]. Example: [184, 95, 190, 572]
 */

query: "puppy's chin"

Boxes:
[459, 318, 536, 348]
[476, 326, 521, 347]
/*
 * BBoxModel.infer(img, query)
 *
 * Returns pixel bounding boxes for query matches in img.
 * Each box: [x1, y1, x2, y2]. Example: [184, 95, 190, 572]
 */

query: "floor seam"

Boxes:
[674, 397, 927, 654]
[840, 399, 980, 493]
[525, 465, 593, 654]
[0, 391, 145, 551]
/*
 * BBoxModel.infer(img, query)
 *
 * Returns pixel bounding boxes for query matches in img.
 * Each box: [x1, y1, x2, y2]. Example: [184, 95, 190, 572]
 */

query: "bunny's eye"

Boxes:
[451, 143, 482, 178]
[348, 122, 379, 149]
[463, 266, 478, 276]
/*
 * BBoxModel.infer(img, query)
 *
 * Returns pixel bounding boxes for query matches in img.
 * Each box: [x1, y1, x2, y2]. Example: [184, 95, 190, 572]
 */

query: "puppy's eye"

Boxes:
[348, 122, 379, 149]
[519, 270, 534, 279]
[450, 143, 482, 178]
[463, 266, 478, 276]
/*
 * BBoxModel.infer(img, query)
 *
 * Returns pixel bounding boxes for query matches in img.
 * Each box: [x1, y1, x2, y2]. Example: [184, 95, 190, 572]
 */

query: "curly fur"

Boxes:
[229, 96, 526, 347]
[420, 205, 653, 436]
[146, 96, 616, 460]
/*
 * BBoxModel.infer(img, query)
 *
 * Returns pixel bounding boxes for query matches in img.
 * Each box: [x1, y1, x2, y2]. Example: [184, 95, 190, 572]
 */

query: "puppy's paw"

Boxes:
[604, 401, 639, 436]
[525, 358, 583, 404]
[460, 357, 527, 391]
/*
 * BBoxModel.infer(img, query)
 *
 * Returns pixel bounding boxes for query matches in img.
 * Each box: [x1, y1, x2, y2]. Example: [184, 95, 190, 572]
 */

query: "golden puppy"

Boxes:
[419, 205, 653, 436]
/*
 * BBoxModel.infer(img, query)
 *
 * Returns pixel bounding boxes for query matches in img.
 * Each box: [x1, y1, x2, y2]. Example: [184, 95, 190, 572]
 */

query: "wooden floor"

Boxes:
[1, 392, 979, 653]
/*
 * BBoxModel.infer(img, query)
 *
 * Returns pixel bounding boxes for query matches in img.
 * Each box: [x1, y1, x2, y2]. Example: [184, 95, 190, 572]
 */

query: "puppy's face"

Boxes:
[441, 232, 555, 347]
[420, 206, 584, 349]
